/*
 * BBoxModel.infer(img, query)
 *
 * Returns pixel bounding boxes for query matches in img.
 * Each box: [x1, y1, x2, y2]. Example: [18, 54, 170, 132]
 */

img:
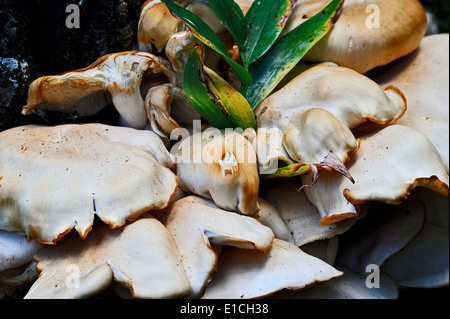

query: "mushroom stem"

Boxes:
[109, 84, 148, 129]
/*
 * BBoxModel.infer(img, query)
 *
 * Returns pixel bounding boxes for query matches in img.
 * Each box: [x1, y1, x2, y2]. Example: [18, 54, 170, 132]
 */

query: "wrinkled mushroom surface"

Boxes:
[254, 63, 406, 167]
[302, 124, 449, 225]
[25, 215, 191, 299]
[261, 179, 360, 245]
[0, 124, 178, 244]
[154, 195, 274, 298]
[21, 51, 176, 129]
[174, 130, 260, 215]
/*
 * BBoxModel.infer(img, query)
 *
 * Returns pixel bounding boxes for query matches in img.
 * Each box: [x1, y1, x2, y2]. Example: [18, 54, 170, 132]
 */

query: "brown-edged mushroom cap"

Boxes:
[261, 179, 360, 245]
[369, 34, 449, 122]
[368, 34, 449, 172]
[144, 83, 200, 138]
[283, 0, 427, 74]
[174, 129, 260, 216]
[153, 195, 274, 298]
[254, 63, 406, 167]
[201, 238, 343, 299]
[21, 51, 176, 129]
[301, 124, 449, 225]
[138, 0, 184, 52]
[0, 123, 178, 244]
[24, 215, 191, 299]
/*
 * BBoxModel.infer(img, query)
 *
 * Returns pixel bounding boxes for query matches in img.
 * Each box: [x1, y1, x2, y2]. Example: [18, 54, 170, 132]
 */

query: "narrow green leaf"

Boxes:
[183, 46, 256, 130]
[245, 0, 345, 109]
[262, 163, 312, 179]
[208, 0, 247, 50]
[241, 0, 295, 68]
[161, 0, 252, 89]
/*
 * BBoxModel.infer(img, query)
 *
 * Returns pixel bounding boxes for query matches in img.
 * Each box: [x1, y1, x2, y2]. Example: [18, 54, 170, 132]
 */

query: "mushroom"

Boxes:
[137, 0, 184, 52]
[0, 231, 43, 273]
[254, 63, 406, 168]
[165, 31, 203, 86]
[282, 0, 428, 74]
[201, 238, 343, 299]
[335, 197, 426, 276]
[256, 197, 294, 244]
[174, 129, 260, 216]
[153, 195, 274, 298]
[24, 215, 191, 299]
[369, 34, 449, 122]
[21, 51, 177, 129]
[144, 82, 201, 139]
[301, 124, 449, 225]
[261, 179, 362, 245]
[0, 123, 178, 244]
[380, 188, 449, 288]
[300, 237, 339, 266]
[368, 34, 449, 172]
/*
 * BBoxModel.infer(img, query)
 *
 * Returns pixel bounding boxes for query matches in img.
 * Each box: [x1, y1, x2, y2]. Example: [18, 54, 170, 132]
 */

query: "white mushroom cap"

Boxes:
[24, 215, 191, 299]
[283, 0, 427, 74]
[369, 34, 450, 172]
[254, 63, 406, 166]
[137, 0, 184, 52]
[0, 124, 178, 244]
[0, 231, 43, 272]
[336, 198, 426, 276]
[301, 124, 449, 225]
[243, 127, 295, 173]
[144, 83, 200, 138]
[174, 129, 260, 215]
[165, 31, 202, 86]
[22, 51, 176, 129]
[261, 179, 361, 245]
[154, 195, 274, 298]
[369, 34, 449, 122]
[256, 197, 295, 244]
[201, 238, 343, 299]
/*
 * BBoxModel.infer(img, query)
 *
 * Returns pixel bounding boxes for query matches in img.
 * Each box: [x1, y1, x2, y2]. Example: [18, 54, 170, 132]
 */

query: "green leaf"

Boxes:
[161, 0, 252, 89]
[208, 0, 247, 50]
[241, 0, 295, 68]
[183, 46, 256, 130]
[245, 0, 345, 109]
[262, 163, 312, 179]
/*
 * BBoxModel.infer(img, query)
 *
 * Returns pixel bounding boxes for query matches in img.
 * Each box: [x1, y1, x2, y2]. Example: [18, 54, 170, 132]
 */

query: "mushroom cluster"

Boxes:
[0, 0, 448, 300]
